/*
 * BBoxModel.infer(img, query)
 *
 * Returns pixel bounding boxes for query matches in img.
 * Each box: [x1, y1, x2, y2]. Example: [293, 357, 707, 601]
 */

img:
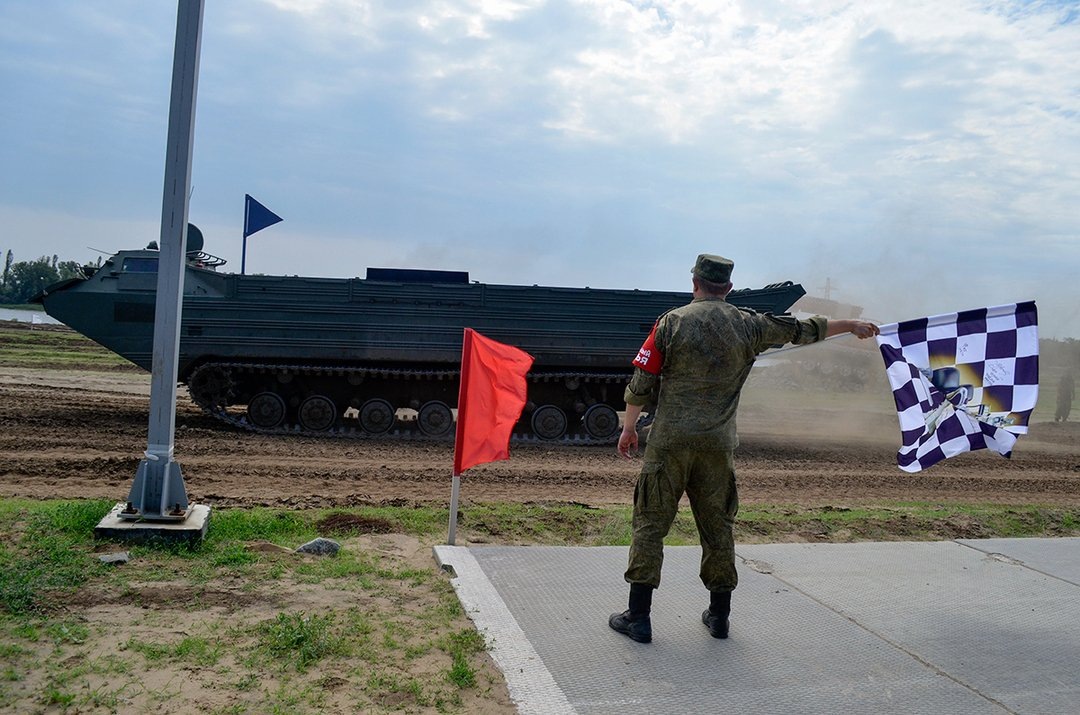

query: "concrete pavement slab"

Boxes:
[436, 539, 1079, 714]
[744, 539, 1080, 715]
[957, 537, 1080, 585]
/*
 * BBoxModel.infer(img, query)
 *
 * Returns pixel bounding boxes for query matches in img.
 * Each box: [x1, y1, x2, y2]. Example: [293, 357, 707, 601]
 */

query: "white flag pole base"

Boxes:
[447, 473, 461, 545]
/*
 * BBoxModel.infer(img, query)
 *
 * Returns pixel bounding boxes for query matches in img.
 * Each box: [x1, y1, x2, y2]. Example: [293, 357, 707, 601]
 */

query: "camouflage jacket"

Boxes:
[624, 297, 827, 449]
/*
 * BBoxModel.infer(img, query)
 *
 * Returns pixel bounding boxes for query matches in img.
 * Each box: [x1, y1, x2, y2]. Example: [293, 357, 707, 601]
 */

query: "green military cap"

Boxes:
[691, 254, 734, 284]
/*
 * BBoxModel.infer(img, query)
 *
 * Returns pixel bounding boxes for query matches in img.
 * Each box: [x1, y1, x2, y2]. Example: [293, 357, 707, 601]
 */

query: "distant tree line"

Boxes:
[0, 249, 101, 304]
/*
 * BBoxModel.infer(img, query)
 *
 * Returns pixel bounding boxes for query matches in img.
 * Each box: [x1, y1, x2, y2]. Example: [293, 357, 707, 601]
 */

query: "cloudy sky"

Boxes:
[1, 0, 1078, 337]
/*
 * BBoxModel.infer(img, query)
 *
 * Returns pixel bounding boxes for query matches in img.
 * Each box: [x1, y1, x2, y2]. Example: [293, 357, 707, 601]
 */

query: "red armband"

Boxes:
[632, 323, 664, 375]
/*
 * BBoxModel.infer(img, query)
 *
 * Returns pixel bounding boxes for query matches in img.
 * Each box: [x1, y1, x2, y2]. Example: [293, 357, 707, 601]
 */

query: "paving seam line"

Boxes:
[952, 540, 1080, 588]
[735, 547, 1018, 715]
[433, 545, 577, 715]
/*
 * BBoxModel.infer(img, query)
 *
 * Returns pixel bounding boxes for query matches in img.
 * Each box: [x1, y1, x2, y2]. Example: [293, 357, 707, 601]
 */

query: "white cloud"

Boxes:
[415, 0, 543, 38]
[541, 1, 860, 141]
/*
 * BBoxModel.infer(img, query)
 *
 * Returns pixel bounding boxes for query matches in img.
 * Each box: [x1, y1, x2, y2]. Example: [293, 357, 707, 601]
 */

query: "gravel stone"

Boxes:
[296, 537, 341, 556]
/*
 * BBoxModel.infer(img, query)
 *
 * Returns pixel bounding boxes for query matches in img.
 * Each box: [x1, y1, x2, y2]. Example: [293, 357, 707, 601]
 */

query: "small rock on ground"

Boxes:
[98, 551, 130, 565]
[296, 537, 341, 556]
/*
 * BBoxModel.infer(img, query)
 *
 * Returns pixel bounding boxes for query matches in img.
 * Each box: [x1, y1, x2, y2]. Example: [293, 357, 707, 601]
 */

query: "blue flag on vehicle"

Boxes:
[243, 194, 282, 238]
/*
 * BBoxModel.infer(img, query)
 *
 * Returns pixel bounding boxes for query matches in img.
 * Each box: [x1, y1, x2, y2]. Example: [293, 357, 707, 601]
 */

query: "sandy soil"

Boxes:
[2, 367, 1078, 507]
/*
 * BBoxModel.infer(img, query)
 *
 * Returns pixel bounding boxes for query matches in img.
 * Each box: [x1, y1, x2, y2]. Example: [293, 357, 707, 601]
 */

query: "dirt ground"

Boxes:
[4, 338, 1075, 714]
[2, 366, 1078, 508]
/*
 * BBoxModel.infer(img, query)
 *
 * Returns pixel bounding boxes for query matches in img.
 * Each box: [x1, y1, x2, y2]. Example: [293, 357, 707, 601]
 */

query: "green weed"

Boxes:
[266, 679, 326, 713]
[125, 635, 222, 666]
[208, 508, 314, 544]
[448, 651, 476, 688]
[211, 542, 260, 567]
[0, 642, 28, 660]
[45, 621, 88, 645]
[255, 612, 349, 672]
[233, 672, 260, 691]
[442, 628, 484, 689]
[43, 685, 76, 707]
[293, 550, 377, 585]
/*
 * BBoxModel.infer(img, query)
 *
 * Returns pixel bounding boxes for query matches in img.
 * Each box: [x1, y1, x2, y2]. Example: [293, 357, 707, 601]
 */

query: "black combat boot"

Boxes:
[609, 583, 653, 643]
[702, 589, 730, 639]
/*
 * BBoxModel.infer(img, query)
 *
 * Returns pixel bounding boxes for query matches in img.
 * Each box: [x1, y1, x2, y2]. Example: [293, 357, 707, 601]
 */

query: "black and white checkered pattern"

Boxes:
[875, 302, 1039, 473]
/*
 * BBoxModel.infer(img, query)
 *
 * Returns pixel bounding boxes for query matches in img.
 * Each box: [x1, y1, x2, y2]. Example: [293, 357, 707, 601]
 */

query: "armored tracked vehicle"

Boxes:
[34, 231, 806, 442]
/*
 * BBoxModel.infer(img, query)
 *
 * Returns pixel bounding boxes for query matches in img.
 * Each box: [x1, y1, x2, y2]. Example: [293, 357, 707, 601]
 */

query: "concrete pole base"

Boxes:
[94, 502, 211, 545]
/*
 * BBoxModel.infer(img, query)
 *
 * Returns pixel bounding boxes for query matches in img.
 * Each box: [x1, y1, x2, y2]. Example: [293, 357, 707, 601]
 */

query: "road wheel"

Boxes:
[418, 400, 454, 437]
[531, 405, 567, 440]
[247, 391, 286, 429]
[359, 398, 396, 435]
[583, 404, 619, 441]
[298, 395, 337, 432]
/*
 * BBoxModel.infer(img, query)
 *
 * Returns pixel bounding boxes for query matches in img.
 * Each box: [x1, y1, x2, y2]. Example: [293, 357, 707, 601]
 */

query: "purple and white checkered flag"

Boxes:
[875, 302, 1039, 473]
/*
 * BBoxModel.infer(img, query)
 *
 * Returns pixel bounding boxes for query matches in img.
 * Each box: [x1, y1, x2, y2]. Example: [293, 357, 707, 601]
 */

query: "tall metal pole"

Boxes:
[122, 0, 205, 521]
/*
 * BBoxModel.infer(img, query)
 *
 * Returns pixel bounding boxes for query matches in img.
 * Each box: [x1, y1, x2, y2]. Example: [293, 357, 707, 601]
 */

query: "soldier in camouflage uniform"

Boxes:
[609, 254, 880, 644]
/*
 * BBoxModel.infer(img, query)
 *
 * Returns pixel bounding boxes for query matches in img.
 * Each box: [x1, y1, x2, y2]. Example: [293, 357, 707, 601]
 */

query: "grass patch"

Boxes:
[254, 611, 350, 672]
[126, 635, 222, 666]
[0, 499, 113, 615]
[207, 508, 315, 544]
[459, 502, 636, 544]
[45, 621, 89, 645]
[293, 551, 378, 585]
[733, 503, 1080, 542]
[442, 628, 486, 688]
[0, 324, 138, 370]
[456, 501, 1080, 545]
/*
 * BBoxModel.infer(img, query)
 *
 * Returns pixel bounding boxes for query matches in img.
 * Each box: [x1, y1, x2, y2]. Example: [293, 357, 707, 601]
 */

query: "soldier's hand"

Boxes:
[826, 318, 881, 340]
[850, 320, 880, 339]
[617, 425, 639, 459]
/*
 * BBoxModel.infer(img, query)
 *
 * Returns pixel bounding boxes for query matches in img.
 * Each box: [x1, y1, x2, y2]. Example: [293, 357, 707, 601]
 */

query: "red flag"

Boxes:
[453, 328, 534, 475]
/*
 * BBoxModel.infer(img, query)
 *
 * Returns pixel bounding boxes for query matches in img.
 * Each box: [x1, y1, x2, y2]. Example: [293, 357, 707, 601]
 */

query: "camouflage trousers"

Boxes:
[624, 444, 739, 593]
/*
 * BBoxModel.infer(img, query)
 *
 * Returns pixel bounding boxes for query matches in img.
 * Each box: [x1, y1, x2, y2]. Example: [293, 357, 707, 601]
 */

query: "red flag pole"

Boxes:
[447, 474, 461, 546]
[448, 328, 474, 545]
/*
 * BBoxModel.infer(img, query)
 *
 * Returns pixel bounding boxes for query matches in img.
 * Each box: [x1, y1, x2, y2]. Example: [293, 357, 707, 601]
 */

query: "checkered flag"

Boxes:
[875, 302, 1039, 472]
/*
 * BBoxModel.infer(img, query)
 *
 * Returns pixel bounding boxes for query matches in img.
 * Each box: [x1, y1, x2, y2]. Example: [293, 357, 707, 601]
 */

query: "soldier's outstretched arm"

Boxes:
[826, 319, 880, 339]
